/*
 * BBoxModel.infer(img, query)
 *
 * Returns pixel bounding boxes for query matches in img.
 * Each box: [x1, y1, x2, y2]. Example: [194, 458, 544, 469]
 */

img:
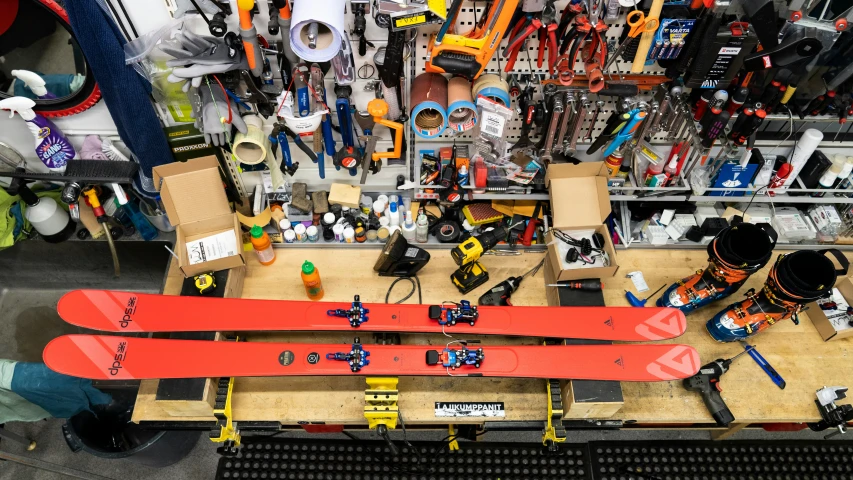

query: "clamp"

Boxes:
[810, 386, 853, 438]
[210, 338, 241, 455]
[542, 379, 567, 450]
[428, 300, 479, 326]
[327, 295, 370, 327]
[364, 377, 400, 454]
[327, 337, 371, 372]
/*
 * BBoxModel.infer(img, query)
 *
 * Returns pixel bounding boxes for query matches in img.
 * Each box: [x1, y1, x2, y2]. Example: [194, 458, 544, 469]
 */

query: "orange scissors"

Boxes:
[604, 9, 660, 72]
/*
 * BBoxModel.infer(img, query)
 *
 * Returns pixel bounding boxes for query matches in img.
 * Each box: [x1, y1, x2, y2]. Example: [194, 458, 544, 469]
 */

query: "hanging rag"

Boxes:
[0, 187, 64, 250]
[2, 360, 112, 421]
[64, 0, 175, 196]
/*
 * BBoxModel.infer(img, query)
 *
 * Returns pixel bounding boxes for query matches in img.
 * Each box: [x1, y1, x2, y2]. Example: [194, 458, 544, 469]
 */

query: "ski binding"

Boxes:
[428, 300, 479, 326]
[327, 295, 370, 327]
[426, 341, 484, 369]
[326, 337, 371, 372]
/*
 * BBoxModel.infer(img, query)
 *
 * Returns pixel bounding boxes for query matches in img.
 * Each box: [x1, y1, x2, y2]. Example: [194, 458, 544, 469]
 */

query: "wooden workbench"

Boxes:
[132, 247, 853, 431]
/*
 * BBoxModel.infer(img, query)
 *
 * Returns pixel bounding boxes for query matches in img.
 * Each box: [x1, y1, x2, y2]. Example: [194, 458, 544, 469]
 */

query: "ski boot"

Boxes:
[658, 222, 777, 313]
[707, 249, 849, 342]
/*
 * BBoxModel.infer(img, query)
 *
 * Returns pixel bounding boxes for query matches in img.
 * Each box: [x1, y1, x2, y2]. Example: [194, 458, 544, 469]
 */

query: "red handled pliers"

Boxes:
[536, 2, 559, 75]
[503, 0, 559, 74]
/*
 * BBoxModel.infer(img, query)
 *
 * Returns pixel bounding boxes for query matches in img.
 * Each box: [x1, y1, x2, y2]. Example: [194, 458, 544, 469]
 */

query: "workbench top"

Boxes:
[131, 247, 853, 426]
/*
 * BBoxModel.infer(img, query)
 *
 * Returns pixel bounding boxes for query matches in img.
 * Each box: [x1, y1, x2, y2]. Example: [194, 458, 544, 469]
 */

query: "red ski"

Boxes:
[57, 290, 687, 341]
[43, 335, 700, 381]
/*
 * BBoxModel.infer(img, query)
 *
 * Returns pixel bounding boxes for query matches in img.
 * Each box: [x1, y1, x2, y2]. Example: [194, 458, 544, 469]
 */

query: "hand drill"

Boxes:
[682, 349, 750, 427]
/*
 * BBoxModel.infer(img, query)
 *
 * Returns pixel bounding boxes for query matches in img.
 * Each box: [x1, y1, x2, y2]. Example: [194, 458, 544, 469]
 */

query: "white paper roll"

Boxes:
[290, 0, 345, 62]
[783, 128, 823, 188]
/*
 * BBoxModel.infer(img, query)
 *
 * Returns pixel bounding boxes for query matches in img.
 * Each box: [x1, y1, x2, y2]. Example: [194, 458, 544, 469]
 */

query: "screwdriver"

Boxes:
[625, 284, 666, 307]
[546, 279, 604, 290]
[738, 340, 786, 389]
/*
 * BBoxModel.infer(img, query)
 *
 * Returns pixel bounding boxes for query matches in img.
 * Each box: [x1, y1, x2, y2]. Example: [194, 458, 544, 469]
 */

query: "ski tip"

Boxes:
[644, 344, 701, 381]
[57, 290, 142, 332]
[43, 334, 128, 381]
[633, 308, 688, 340]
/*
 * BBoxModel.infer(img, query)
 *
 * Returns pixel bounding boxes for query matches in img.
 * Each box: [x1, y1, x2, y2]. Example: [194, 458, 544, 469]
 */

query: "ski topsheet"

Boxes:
[43, 335, 701, 381]
[57, 290, 688, 341]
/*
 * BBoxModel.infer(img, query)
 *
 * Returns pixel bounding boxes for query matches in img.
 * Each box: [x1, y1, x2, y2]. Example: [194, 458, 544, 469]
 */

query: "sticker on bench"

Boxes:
[435, 402, 505, 417]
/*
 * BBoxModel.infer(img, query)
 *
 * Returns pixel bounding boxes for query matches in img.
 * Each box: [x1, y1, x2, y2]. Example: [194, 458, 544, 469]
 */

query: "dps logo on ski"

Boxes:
[435, 402, 505, 418]
[120, 296, 138, 328]
[109, 341, 128, 376]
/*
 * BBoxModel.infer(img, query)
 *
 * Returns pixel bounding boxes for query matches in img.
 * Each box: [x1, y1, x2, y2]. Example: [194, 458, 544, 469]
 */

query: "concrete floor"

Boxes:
[0, 418, 846, 480]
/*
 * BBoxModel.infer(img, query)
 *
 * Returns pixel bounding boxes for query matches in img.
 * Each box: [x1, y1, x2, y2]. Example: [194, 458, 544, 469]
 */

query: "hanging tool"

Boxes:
[511, 83, 537, 152]
[360, 98, 403, 183]
[82, 188, 120, 277]
[351, 1, 374, 56]
[426, 0, 520, 78]
[521, 202, 544, 246]
[682, 348, 752, 427]
[631, 0, 663, 73]
[333, 85, 360, 175]
[625, 283, 665, 307]
[604, 8, 659, 72]
[478, 259, 545, 306]
[237, 0, 263, 77]
[310, 64, 334, 179]
[556, 6, 608, 88]
[268, 123, 299, 176]
[603, 109, 646, 157]
[738, 340, 786, 389]
[587, 111, 631, 154]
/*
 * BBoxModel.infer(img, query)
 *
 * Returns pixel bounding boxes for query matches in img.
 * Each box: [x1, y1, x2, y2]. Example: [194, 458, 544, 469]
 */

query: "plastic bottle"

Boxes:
[116, 198, 159, 241]
[11, 70, 57, 99]
[813, 162, 843, 197]
[0, 97, 75, 172]
[373, 199, 385, 217]
[457, 165, 469, 186]
[300, 260, 324, 300]
[388, 201, 401, 226]
[416, 212, 429, 243]
[294, 223, 306, 241]
[250, 225, 276, 265]
[604, 150, 623, 177]
[343, 226, 355, 243]
[18, 185, 74, 243]
[402, 211, 417, 241]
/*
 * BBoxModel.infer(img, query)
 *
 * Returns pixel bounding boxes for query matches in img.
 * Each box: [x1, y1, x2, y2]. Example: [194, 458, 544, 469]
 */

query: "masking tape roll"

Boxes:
[472, 74, 510, 107]
[233, 115, 269, 165]
[410, 73, 448, 138]
[447, 77, 477, 133]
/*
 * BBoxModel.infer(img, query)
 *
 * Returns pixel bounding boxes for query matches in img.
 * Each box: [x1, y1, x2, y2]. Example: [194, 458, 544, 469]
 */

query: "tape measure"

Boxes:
[194, 272, 217, 295]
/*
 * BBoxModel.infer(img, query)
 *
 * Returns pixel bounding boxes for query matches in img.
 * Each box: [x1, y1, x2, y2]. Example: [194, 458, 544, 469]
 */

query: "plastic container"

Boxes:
[332, 223, 345, 242]
[416, 213, 429, 243]
[140, 201, 175, 232]
[284, 229, 296, 243]
[18, 186, 74, 243]
[402, 211, 417, 241]
[343, 226, 355, 243]
[306, 225, 319, 242]
[301, 260, 324, 300]
[121, 199, 159, 241]
[294, 223, 307, 241]
[250, 225, 276, 265]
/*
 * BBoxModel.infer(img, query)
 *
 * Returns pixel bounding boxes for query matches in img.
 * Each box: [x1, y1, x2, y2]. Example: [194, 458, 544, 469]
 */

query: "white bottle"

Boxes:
[388, 201, 401, 227]
[416, 213, 429, 243]
[18, 185, 74, 242]
[402, 211, 417, 241]
[783, 128, 823, 189]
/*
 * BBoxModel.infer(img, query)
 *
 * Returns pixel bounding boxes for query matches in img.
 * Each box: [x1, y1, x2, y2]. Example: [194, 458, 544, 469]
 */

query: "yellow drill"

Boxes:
[450, 227, 508, 294]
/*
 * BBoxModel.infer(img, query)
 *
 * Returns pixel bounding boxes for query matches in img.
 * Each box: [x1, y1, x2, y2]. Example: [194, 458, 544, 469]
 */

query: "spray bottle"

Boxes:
[0, 97, 75, 172]
[11, 70, 57, 99]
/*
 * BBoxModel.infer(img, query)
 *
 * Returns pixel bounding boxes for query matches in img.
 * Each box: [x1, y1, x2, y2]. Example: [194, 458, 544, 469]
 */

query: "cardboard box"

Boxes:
[153, 156, 245, 277]
[545, 162, 619, 281]
[808, 277, 853, 342]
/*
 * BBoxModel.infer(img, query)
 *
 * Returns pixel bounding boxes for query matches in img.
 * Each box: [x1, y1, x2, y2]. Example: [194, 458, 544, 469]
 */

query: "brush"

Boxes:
[0, 160, 138, 183]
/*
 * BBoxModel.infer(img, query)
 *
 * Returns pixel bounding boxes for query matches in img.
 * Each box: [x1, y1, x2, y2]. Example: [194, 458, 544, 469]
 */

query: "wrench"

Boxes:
[540, 93, 564, 164]
[584, 100, 605, 141]
[566, 97, 590, 154]
[554, 92, 576, 153]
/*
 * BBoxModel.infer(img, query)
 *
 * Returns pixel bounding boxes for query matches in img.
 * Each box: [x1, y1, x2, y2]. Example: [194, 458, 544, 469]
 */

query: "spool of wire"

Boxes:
[410, 73, 447, 138]
[472, 74, 510, 108]
[447, 77, 477, 133]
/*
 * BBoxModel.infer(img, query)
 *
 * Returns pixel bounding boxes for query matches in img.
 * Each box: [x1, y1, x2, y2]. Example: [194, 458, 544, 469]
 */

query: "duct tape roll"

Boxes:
[447, 77, 477, 133]
[233, 115, 269, 165]
[410, 73, 448, 138]
[290, 0, 345, 62]
[472, 74, 510, 107]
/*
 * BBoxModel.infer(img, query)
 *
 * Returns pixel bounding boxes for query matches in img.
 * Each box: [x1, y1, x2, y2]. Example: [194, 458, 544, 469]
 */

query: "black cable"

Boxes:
[114, 0, 139, 38]
[188, 0, 213, 25]
[104, 0, 132, 40]
[385, 275, 422, 304]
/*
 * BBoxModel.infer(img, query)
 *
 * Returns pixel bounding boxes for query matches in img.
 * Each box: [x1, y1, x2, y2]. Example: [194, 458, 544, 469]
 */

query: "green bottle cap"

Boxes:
[302, 260, 315, 275]
[251, 225, 263, 238]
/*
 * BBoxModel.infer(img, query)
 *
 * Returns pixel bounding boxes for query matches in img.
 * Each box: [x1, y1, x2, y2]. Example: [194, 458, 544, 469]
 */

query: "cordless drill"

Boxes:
[450, 227, 508, 294]
[478, 276, 524, 306]
[682, 349, 749, 427]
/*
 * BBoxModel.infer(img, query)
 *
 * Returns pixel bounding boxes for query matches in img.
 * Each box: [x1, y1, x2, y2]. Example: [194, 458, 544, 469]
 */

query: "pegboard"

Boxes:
[411, 0, 669, 149]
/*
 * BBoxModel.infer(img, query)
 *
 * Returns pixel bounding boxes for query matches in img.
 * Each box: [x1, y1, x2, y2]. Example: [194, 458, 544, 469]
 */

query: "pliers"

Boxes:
[503, 0, 559, 74]
[555, 7, 608, 89]
[536, 2, 559, 75]
[502, 15, 543, 72]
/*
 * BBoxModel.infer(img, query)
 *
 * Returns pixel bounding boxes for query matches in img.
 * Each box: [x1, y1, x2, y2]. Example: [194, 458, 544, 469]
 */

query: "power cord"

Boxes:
[384, 275, 422, 304]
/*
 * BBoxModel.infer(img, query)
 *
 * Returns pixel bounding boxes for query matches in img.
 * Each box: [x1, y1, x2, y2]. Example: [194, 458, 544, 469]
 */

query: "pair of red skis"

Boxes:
[44, 290, 700, 382]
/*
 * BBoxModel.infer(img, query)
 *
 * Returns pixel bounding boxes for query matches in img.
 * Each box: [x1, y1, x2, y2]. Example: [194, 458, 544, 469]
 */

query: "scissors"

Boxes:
[603, 9, 660, 72]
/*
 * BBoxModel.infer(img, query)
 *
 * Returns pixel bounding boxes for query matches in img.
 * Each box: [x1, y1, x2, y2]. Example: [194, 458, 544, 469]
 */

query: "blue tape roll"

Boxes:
[411, 100, 447, 139]
[475, 86, 510, 108]
[447, 99, 478, 133]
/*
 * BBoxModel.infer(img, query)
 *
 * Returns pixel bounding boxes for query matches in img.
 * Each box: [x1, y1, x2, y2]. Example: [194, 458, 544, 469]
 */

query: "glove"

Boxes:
[162, 31, 247, 92]
[194, 85, 248, 147]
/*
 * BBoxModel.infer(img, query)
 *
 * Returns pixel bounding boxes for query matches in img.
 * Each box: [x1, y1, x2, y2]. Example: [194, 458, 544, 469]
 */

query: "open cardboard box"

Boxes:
[808, 276, 853, 342]
[153, 156, 245, 277]
[545, 162, 619, 281]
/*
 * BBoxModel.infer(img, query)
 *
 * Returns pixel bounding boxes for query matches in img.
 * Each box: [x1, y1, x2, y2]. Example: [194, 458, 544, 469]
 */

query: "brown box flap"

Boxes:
[546, 162, 611, 229]
[152, 156, 230, 225]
